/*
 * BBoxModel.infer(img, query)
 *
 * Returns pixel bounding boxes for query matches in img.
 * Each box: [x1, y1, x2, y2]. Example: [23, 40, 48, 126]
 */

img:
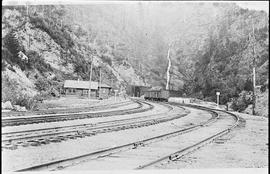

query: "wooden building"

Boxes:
[64, 80, 112, 99]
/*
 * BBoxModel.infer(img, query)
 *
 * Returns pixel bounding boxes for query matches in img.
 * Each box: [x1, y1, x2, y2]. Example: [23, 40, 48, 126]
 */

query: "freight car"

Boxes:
[144, 89, 182, 102]
[126, 85, 151, 97]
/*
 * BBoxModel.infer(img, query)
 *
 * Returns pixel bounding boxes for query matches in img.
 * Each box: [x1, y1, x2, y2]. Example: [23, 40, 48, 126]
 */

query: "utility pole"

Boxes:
[26, 3, 29, 17]
[110, 77, 113, 88]
[88, 57, 93, 99]
[110, 77, 113, 96]
[251, 18, 256, 115]
[99, 67, 102, 98]
[88, 33, 93, 99]
[41, 5, 44, 16]
[26, 3, 30, 49]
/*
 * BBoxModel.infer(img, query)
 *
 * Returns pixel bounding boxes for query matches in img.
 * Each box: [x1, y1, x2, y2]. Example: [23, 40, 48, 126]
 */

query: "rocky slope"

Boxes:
[2, 6, 147, 109]
[1, 3, 268, 115]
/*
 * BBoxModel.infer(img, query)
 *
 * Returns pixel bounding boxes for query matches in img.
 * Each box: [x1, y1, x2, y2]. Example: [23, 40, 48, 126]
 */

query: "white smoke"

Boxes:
[166, 47, 171, 90]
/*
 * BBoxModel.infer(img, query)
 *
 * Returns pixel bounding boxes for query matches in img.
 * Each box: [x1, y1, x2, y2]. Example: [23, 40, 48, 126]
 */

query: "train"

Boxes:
[126, 85, 151, 97]
[144, 89, 183, 102]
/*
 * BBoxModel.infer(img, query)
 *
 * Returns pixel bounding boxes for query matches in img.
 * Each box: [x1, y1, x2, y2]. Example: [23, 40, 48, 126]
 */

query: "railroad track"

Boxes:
[2, 102, 182, 150]
[2, 100, 134, 118]
[13, 103, 235, 171]
[136, 105, 240, 169]
[1, 99, 153, 127]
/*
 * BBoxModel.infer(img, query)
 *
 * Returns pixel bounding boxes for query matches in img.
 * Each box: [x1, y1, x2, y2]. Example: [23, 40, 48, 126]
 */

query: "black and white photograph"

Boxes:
[1, 0, 268, 173]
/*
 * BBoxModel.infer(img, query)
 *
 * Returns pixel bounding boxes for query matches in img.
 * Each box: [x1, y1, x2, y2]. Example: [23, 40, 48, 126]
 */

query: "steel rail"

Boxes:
[2, 100, 153, 127]
[3, 112, 188, 150]
[2, 100, 134, 118]
[14, 104, 218, 172]
[2, 103, 175, 145]
[2, 100, 143, 120]
[136, 104, 240, 169]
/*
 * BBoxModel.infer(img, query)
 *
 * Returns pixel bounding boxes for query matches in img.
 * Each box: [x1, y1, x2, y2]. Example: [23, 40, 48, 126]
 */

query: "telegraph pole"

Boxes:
[110, 78, 113, 96]
[26, 3, 29, 17]
[251, 19, 256, 115]
[88, 33, 93, 99]
[110, 78, 113, 88]
[26, 3, 31, 49]
[99, 67, 102, 98]
[88, 57, 93, 99]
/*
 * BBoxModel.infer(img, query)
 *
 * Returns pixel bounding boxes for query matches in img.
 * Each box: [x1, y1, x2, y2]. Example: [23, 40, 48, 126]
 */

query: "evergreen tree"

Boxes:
[4, 30, 21, 64]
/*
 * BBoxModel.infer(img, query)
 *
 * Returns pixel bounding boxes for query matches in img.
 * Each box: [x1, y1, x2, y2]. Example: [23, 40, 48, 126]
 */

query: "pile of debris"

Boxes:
[2, 101, 27, 112]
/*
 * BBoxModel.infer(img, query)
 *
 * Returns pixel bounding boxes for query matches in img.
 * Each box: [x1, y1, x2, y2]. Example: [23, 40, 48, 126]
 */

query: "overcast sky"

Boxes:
[2, 0, 270, 13]
[235, 1, 269, 13]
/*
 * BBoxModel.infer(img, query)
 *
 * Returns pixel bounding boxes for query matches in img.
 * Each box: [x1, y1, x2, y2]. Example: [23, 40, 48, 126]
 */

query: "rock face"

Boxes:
[2, 101, 13, 110]
[2, 66, 37, 97]
[1, 101, 27, 112]
[13, 105, 27, 112]
[2, 5, 268, 115]
[2, 6, 147, 96]
[113, 64, 147, 86]
[15, 22, 73, 74]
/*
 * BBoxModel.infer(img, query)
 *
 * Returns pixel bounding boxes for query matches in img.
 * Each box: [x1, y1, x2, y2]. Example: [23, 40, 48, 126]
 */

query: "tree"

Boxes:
[4, 30, 22, 64]
[35, 77, 50, 91]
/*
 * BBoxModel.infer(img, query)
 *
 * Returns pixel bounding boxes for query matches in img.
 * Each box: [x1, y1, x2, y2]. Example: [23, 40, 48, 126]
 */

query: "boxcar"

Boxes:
[126, 85, 151, 97]
[144, 89, 182, 102]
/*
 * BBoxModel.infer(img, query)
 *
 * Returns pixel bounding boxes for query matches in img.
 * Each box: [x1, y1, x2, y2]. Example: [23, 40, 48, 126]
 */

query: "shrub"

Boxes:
[35, 77, 50, 91]
[2, 47, 14, 66]
[29, 16, 74, 50]
[2, 75, 42, 110]
[101, 54, 112, 66]
[243, 79, 253, 91]
[26, 50, 53, 73]
[49, 88, 60, 97]
[12, 93, 39, 110]
[3, 31, 26, 70]
[230, 91, 253, 112]
[4, 31, 21, 59]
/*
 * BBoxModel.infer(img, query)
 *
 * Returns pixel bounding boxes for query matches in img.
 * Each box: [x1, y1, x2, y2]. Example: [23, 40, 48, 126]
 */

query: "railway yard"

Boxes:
[1, 96, 268, 172]
[2, 1, 269, 174]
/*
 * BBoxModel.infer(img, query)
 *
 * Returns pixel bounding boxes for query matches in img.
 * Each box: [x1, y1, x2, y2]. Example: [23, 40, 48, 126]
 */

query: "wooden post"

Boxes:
[88, 57, 93, 99]
[26, 3, 29, 17]
[42, 5, 44, 16]
[25, 3, 31, 49]
[110, 78, 113, 88]
[99, 67, 102, 98]
[252, 19, 256, 115]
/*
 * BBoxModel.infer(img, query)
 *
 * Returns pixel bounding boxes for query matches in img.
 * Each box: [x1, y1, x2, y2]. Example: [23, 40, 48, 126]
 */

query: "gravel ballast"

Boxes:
[1, 106, 207, 171]
[159, 112, 268, 168]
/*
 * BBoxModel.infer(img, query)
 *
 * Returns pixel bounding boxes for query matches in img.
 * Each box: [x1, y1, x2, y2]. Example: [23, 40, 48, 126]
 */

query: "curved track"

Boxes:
[12, 103, 239, 171]
[2, 102, 180, 150]
[1, 100, 153, 127]
[2, 100, 134, 118]
[136, 104, 240, 169]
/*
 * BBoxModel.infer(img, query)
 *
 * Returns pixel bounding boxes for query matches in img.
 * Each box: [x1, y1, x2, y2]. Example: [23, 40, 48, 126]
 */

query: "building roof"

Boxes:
[64, 80, 111, 90]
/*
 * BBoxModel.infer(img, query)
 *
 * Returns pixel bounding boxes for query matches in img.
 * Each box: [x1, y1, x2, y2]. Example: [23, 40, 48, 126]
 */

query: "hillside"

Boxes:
[1, 2, 268, 115]
[2, 5, 147, 108]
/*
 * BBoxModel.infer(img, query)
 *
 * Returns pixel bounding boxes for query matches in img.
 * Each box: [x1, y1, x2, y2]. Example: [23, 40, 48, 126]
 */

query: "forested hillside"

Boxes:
[1, 2, 268, 115]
